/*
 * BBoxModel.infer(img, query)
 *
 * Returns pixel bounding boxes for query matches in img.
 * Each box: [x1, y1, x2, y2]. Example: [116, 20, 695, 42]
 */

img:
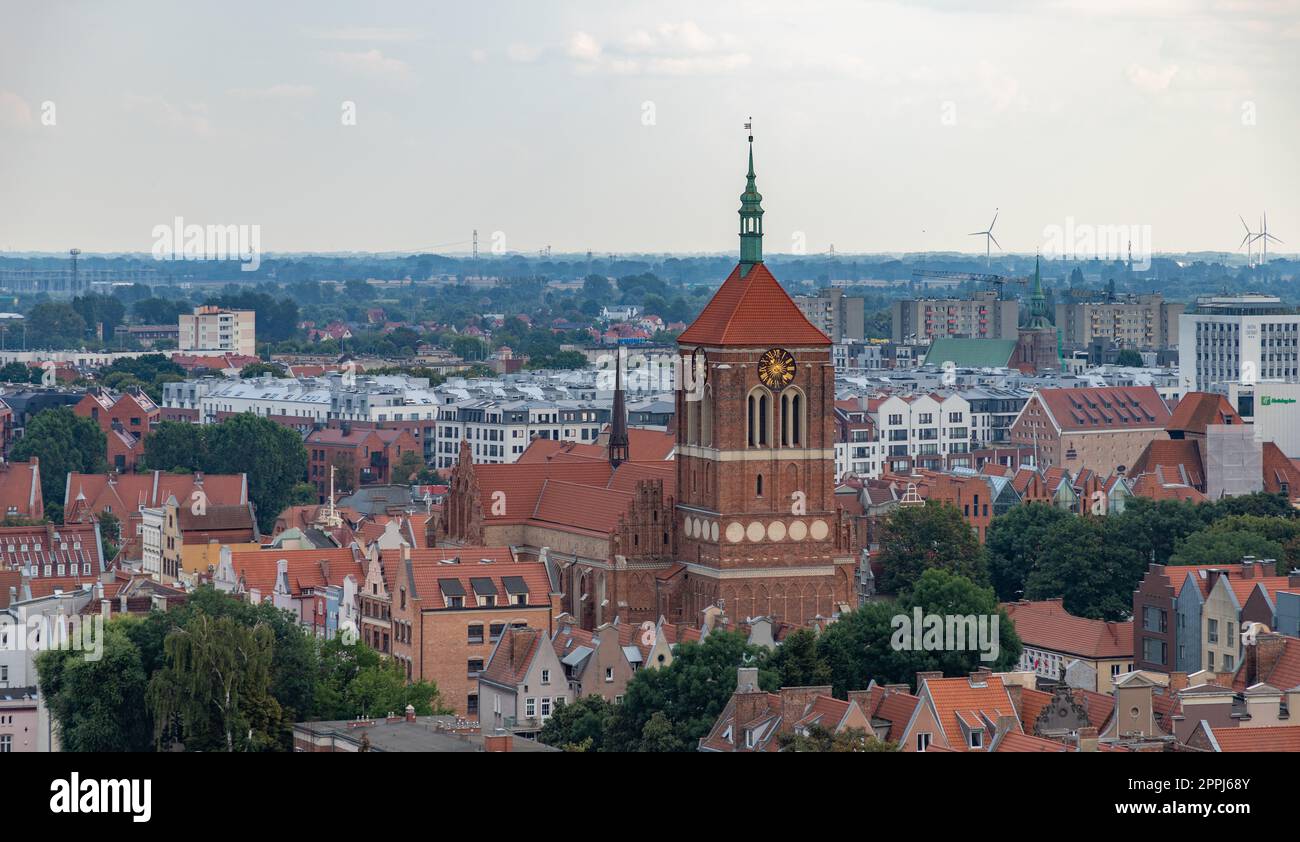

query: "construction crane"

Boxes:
[909, 269, 1030, 300]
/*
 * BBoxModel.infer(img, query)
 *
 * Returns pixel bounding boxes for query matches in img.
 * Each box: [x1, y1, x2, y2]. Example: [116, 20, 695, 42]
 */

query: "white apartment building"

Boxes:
[140, 505, 165, 580]
[874, 393, 973, 474]
[434, 399, 608, 468]
[179, 306, 256, 356]
[1179, 295, 1300, 394]
[837, 433, 883, 480]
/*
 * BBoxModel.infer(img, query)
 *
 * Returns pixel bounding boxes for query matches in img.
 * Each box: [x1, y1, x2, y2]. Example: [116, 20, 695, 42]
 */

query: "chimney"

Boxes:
[969, 667, 992, 687]
[736, 667, 760, 693]
[1205, 569, 1225, 593]
[780, 686, 831, 733]
[915, 670, 943, 689]
[1248, 633, 1287, 687]
[119, 593, 127, 614]
[1291, 569, 1300, 589]
[1005, 682, 1024, 716]
[404, 704, 416, 723]
[1077, 726, 1099, 752]
[7, 586, 15, 606]
[1169, 672, 1189, 692]
[1241, 556, 1256, 579]
[484, 732, 513, 753]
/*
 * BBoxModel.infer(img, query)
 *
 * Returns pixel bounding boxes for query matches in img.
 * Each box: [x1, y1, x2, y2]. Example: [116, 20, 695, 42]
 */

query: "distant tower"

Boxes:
[472, 229, 478, 261]
[607, 345, 629, 467]
[69, 248, 81, 294]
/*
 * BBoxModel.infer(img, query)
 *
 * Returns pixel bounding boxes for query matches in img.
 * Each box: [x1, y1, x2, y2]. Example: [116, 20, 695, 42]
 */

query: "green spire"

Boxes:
[739, 132, 764, 271]
[1027, 254, 1053, 329]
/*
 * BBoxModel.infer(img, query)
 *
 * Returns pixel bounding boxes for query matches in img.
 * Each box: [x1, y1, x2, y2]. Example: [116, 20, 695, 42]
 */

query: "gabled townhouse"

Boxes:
[214, 545, 366, 640]
[699, 667, 871, 752]
[897, 669, 1023, 752]
[72, 386, 160, 471]
[139, 494, 258, 583]
[552, 616, 637, 703]
[63, 471, 248, 541]
[846, 681, 921, 745]
[1170, 561, 1300, 675]
[386, 547, 561, 720]
[478, 625, 572, 738]
[0, 459, 42, 521]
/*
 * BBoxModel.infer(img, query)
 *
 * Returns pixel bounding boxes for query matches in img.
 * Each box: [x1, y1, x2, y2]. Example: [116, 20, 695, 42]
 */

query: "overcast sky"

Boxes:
[1, 0, 1296, 257]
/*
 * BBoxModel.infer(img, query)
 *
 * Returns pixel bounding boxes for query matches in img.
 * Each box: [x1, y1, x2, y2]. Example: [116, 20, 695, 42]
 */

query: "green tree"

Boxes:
[766, 627, 832, 688]
[142, 421, 207, 472]
[240, 362, 287, 379]
[11, 407, 107, 512]
[778, 724, 898, 752]
[985, 503, 1073, 600]
[25, 301, 87, 348]
[0, 361, 30, 382]
[37, 619, 154, 751]
[876, 501, 987, 594]
[98, 510, 122, 560]
[538, 694, 616, 752]
[311, 637, 447, 720]
[1108, 497, 1208, 566]
[393, 450, 425, 484]
[1115, 349, 1144, 367]
[1025, 516, 1144, 620]
[202, 414, 309, 533]
[604, 631, 776, 752]
[147, 611, 283, 752]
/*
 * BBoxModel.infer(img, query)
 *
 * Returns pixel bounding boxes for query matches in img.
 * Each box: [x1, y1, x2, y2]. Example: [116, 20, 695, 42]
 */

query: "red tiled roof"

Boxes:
[1129, 440, 1204, 489]
[393, 549, 553, 609]
[480, 626, 544, 687]
[0, 460, 42, 520]
[1035, 386, 1170, 433]
[226, 547, 366, 597]
[921, 674, 1020, 751]
[993, 731, 1068, 752]
[1002, 599, 1133, 659]
[678, 262, 830, 347]
[1262, 441, 1300, 500]
[1209, 724, 1300, 752]
[1167, 392, 1243, 435]
[1130, 471, 1208, 503]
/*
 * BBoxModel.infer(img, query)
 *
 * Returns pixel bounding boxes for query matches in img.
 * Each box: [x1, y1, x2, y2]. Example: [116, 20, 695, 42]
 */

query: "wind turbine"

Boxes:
[1239, 215, 1258, 267]
[1258, 211, 1283, 266]
[969, 209, 1001, 268]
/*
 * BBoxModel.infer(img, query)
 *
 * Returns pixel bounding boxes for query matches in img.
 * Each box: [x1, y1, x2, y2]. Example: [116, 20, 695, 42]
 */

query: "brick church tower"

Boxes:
[670, 133, 856, 627]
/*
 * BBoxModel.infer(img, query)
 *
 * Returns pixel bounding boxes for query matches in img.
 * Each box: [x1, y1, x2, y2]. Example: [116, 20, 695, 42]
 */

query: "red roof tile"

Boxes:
[678, 263, 830, 347]
[1002, 599, 1133, 659]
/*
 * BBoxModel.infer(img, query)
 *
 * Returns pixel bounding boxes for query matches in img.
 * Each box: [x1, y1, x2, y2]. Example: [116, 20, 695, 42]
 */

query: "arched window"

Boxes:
[700, 385, 713, 447]
[685, 394, 699, 446]
[747, 388, 770, 447]
[756, 473, 764, 497]
[780, 388, 806, 446]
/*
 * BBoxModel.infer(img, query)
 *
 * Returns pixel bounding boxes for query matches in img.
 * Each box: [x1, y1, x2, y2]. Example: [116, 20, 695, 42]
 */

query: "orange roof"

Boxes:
[1233, 635, 1300, 692]
[226, 546, 366, 596]
[1130, 471, 1208, 503]
[0, 459, 42, 520]
[480, 626, 544, 687]
[1003, 599, 1133, 659]
[677, 262, 830, 347]
[993, 731, 1068, 752]
[1167, 392, 1243, 434]
[1129, 440, 1203, 489]
[921, 674, 1020, 751]
[392, 548, 554, 609]
[1208, 724, 1300, 752]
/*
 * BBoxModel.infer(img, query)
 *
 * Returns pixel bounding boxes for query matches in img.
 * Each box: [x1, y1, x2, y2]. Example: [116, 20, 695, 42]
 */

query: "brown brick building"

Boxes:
[387, 546, 561, 719]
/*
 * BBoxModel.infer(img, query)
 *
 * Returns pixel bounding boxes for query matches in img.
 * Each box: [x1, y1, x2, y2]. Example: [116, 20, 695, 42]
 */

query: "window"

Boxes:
[1207, 618, 1219, 644]
[540, 697, 552, 719]
[916, 732, 931, 751]
[467, 658, 484, 677]
[969, 729, 983, 749]
[467, 694, 479, 716]
[0, 735, 9, 753]
[490, 622, 505, 642]
[1142, 606, 1167, 634]
[747, 389, 769, 447]
[605, 667, 614, 683]
[541, 669, 550, 685]
[525, 697, 536, 718]
[468, 624, 484, 644]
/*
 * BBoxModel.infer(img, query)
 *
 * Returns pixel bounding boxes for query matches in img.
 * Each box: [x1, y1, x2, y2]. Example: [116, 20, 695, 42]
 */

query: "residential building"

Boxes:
[213, 546, 366, 639]
[387, 547, 560, 719]
[795, 288, 865, 343]
[699, 666, 871, 752]
[1055, 293, 1183, 351]
[0, 459, 42, 521]
[478, 625, 572, 738]
[892, 292, 1019, 343]
[179, 305, 256, 356]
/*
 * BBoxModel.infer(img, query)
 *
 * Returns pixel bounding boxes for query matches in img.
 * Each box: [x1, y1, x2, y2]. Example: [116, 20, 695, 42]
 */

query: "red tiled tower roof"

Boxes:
[677, 263, 830, 347]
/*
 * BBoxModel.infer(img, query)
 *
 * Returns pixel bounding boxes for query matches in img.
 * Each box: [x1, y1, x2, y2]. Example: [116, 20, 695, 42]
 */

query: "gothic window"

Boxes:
[756, 473, 764, 497]
[780, 388, 805, 447]
[747, 387, 770, 447]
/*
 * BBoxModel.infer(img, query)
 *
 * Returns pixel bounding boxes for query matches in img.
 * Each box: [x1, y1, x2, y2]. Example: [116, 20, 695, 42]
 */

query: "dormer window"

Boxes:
[969, 729, 984, 749]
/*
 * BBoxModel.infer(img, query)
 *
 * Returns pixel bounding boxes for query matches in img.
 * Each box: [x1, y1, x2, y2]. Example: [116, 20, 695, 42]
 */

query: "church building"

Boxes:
[431, 137, 858, 629]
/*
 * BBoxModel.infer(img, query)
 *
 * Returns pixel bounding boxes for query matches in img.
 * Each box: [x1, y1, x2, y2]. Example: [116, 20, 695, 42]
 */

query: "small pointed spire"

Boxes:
[739, 119, 764, 272]
[608, 346, 629, 468]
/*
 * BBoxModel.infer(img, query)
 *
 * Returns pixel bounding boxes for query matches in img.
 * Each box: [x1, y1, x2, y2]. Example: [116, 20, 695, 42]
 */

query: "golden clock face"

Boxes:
[758, 348, 796, 389]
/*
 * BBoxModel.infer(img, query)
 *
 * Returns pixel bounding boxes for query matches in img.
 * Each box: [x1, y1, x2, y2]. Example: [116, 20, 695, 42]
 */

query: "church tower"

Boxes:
[671, 134, 856, 627]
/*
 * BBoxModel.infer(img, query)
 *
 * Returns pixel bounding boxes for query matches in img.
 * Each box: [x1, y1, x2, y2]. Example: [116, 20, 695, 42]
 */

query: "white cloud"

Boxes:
[0, 91, 34, 127]
[1126, 62, 1180, 93]
[327, 49, 413, 81]
[566, 22, 749, 76]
